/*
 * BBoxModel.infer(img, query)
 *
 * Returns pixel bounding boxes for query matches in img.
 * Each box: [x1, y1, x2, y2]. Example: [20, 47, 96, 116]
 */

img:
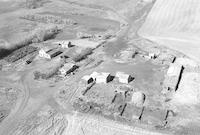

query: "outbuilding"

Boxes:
[164, 63, 183, 91]
[47, 49, 63, 59]
[82, 75, 94, 84]
[148, 53, 157, 59]
[39, 48, 63, 59]
[116, 72, 133, 84]
[56, 41, 74, 48]
[90, 71, 99, 80]
[59, 63, 77, 75]
[38, 47, 52, 59]
[95, 72, 112, 84]
[167, 63, 183, 77]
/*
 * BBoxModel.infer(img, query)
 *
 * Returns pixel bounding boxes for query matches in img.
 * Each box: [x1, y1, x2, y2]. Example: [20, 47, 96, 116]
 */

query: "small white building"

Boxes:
[59, 63, 77, 75]
[116, 72, 133, 84]
[39, 48, 63, 59]
[95, 72, 112, 84]
[82, 72, 112, 84]
[90, 71, 99, 79]
[82, 72, 98, 84]
[38, 48, 51, 59]
[55, 41, 73, 48]
[82, 75, 94, 84]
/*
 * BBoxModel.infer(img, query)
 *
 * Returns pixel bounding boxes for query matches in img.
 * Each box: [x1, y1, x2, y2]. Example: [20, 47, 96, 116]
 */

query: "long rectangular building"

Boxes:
[164, 63, 183, 91]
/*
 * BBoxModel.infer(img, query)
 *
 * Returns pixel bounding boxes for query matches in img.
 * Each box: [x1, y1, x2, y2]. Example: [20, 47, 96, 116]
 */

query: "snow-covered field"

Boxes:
[139, 0, 200, 63]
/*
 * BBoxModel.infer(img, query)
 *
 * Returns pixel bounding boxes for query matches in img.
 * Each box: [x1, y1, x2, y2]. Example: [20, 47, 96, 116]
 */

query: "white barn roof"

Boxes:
[167, 63, 183, 77]
[116, 72, 132, 84]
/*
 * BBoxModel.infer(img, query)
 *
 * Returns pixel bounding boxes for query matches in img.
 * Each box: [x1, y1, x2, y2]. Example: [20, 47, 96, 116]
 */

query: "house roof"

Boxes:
[167, 63, 182, 77]
[116, 72, 130, 79]
[96, 72, 110, 79]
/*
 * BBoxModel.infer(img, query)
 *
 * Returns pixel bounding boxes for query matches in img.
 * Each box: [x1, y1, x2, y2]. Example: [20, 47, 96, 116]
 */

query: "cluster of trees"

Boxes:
[21, 14, 77, 25]
[1, 25, 59, 59]
[4, 46, 37, 62]
[25, 0, 47, 9]
[72, 48, 93, 62]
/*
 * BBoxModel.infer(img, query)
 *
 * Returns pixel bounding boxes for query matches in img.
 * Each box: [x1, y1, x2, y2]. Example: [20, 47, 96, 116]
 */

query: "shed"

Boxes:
[59, 63, 77, 75]
[95, 72, 112, 84]
[164, 63, 183, 91]
[47, 50, 63, 58]
[38, 47, 52, 59]
[56, 41, 74, 48]
[116, 72, 133, 84]
[82, 75, 94, 84]
[61, 39, 100, 48]
[90, 71, 99, 80]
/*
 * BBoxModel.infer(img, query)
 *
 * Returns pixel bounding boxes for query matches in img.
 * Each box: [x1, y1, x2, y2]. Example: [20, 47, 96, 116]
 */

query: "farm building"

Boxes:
[55, 40, 74, 48]
[47, 49, 63, 59]
[82, 72, 113, 84]
[148, 53, 157, 59]
[59, 63, 77, 75]
[82, 75, 94, 84]
[90, 71, 99, 80]
[82, 72, 98, 84]
[63, 39, 101, 48]
[164, 63, 183, 91]
[167, 63, 183, 77]
[38, 48, 52, 59]
[96, 72, 112, 84]
[39, 48, 63, 59]
[116, 72, 133, 84]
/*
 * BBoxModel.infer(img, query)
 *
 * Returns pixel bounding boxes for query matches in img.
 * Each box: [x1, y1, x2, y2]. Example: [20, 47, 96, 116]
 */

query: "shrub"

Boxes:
[72, 48, 93, 62]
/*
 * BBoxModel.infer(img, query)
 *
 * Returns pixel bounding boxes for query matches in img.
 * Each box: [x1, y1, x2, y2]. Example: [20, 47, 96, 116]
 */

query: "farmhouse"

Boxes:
[39, 48, 63, 59]
[82, 71, 98, 84]
[59, 63, 77, 75]
[96, 72, 112, 84]
[38, 47, 52, 59]
[116, 72, 133, 84]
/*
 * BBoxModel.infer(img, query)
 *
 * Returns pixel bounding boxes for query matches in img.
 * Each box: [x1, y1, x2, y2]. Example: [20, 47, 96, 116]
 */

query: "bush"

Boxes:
[72, 48, 93, 62]
[21, 14, 77, 25]
[26, 0, 45, 9]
